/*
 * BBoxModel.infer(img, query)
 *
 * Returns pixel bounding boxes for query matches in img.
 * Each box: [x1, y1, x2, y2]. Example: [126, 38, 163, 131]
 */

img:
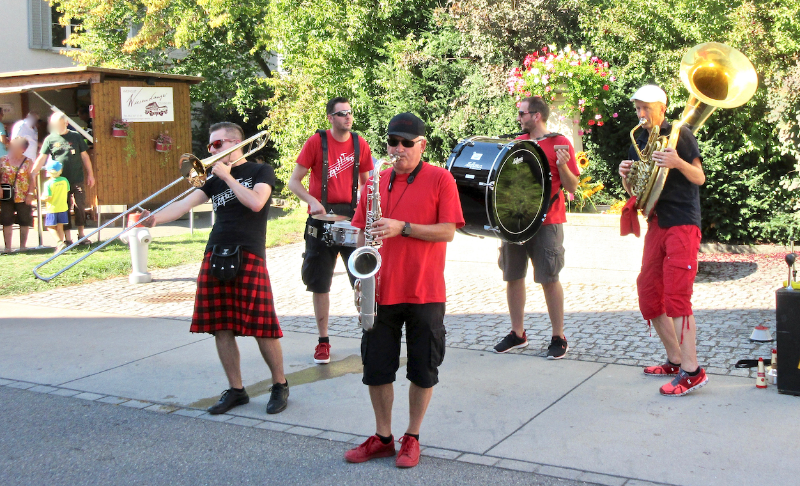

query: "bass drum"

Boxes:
[446, 136, 551, 243]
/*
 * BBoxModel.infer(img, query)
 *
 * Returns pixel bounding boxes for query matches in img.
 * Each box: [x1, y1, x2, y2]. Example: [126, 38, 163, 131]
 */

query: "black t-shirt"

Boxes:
[200, 161, 275, 259]
[628, 120, 702, 229]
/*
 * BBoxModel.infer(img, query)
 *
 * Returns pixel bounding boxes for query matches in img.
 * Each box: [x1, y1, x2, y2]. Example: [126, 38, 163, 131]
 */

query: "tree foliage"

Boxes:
[51, 0, 800, 243]
[580, 0, 800, 243]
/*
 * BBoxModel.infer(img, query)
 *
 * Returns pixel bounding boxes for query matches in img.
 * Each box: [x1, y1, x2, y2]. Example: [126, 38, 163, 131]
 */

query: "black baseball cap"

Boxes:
[387, 112, 425, 140]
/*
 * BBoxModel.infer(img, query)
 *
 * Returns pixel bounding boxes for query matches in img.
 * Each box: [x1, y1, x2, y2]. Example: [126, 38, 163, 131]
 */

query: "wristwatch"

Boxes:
[401, 222, 412, 237]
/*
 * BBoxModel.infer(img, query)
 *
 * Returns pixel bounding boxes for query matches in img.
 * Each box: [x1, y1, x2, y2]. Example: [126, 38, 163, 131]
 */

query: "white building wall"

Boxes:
[0, 0, 75, 73]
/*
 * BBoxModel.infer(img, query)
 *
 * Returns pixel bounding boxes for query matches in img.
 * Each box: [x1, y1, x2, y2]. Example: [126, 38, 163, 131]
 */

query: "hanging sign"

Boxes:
[120, 87, 174, 122]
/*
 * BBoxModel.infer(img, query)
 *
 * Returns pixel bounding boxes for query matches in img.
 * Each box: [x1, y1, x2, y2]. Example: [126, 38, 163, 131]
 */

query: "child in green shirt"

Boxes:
[42, 159, 70, 252]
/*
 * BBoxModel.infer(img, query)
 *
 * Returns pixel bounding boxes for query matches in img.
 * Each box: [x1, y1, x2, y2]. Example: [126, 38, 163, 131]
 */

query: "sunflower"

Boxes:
[576, 151, 590, 169]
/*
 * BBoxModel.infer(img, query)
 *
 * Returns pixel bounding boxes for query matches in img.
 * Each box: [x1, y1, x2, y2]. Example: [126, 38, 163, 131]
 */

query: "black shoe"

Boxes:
[207, 388, 249, 415]
[547, 336, 569, 360]
[266, 380, 289, 414]
[494, 331, 529, 354]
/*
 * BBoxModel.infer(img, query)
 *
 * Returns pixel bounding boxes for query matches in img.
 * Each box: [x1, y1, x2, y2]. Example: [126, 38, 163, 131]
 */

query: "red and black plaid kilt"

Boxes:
[191, 250, 282, 338]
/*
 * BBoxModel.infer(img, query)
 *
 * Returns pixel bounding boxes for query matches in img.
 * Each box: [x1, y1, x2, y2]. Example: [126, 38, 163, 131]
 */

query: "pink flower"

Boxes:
[600, 72, 607, 77]
[586, 128, 592, 133]
[597, 121, 604, 126]
[568, 192, 575, 201]
[595, 114, 602, 119]
[612, 112, 619, 118]
[545, 86, 552, 92]
[610, 75, 617, 82]
[578, 99, 585, 105]
[523, 54, 536, 68]
[542, 46, 548, 53]
[578, 129, 585, 136]
[603, 84, 609, 91]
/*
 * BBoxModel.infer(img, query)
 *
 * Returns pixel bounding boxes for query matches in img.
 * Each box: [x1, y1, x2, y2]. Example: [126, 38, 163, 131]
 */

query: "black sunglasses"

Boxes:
[518, 110, 539, 117]
[330, 109, 352, 117]
[387, 137, 423, 148]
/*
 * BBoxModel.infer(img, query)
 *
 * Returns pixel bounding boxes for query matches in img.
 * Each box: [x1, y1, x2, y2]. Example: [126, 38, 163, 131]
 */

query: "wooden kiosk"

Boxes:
[0, 67, 203, 221]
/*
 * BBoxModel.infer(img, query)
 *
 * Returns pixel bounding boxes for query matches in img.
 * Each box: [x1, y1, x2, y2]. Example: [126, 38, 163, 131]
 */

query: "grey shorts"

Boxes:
[498, 224, 565, 283]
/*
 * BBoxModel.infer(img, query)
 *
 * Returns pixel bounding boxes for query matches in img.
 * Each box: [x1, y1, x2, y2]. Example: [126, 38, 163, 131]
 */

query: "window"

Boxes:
[28, 0, 80, 50]
[51, 5, 81, 49]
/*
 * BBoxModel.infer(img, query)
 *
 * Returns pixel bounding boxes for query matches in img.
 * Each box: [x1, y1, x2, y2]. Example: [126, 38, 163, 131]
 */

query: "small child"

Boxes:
[42, 159, 70, 252]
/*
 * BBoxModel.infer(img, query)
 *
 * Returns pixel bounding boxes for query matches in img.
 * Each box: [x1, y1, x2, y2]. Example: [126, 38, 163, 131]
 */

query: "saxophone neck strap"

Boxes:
[388, 161, 423, 192]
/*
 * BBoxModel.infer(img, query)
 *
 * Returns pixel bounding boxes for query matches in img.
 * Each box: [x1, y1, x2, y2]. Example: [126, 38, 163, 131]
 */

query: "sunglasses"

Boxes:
[387, 137, 423, 148]
[518, 110, 538, 117]
[330, 110, 352, 117]
[207, 138, 239, 151]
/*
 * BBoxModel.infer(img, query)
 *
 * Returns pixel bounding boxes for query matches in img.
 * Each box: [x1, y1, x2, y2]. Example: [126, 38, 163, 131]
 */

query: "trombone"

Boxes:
[32, 131, 270, 282]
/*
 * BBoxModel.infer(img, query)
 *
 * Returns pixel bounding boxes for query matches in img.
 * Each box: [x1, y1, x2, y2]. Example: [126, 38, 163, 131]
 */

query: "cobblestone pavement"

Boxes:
[4, 224, 788, 378]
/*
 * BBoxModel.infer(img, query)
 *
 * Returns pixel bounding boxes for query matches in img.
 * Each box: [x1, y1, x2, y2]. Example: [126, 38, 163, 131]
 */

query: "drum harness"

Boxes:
[305, 129, 361, 244]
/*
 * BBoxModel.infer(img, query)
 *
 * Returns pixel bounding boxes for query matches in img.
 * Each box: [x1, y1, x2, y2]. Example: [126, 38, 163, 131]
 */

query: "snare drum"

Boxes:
[447, 136, 551, 243]
[322, 220, 359, 248]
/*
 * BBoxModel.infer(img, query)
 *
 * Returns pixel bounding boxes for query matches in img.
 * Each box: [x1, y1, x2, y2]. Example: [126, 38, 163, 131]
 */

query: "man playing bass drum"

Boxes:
[493, 96, 580, 359]
[344, 113, 464, 468]
[619, 85, 708, 397]
[288, 97, 374, 365]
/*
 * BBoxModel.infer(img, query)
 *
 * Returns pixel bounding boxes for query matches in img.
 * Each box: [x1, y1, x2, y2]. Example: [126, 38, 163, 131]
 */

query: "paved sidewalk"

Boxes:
[4, 223, 787, 377]
[0, 222, 797, 486]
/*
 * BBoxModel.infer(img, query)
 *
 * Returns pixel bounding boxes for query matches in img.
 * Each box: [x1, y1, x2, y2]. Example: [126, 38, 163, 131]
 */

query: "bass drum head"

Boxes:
[490, 140, 551, 242]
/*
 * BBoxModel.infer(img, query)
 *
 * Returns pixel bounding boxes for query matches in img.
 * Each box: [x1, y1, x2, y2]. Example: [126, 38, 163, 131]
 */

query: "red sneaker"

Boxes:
[345, 435, 396, 463]
[643, 362, 680, 376]
[395, 435, 421, 468]
[660, 368, 709, 397]
[314, 343, 331, 364]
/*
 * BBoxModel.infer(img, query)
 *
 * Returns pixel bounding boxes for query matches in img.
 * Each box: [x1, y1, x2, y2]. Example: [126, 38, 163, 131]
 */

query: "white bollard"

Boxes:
[120, 227, 153, 284]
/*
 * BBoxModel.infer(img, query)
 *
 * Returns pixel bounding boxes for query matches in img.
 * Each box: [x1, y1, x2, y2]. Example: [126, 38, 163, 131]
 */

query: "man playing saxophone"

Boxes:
[344, 113, 464, 468]
[619, 85, 707, 397]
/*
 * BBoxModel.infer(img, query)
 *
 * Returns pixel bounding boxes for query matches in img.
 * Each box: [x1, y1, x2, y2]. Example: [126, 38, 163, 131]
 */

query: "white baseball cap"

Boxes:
[630, 85, 667, 105]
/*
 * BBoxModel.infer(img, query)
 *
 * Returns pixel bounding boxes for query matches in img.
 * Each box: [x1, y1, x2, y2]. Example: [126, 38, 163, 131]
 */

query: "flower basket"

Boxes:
[507, 45, 618, 131]
[112, 119, 129, 138]
[155, 142, 172, 153]
[153, 133, 174, 153]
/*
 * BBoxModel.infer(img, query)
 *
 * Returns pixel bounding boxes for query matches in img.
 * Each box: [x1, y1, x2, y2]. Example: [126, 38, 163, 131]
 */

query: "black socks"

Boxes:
[319, 337, 330, 344]
[405, 433, 419, 441]
[377, 433, 393, 444]
[232, 387, 244, 392]
[685, 367, 701, 376]
[668, 359, 681, 367]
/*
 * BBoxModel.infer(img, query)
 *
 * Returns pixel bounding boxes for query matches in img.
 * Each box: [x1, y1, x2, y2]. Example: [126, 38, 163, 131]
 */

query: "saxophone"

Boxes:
[347, 155, 397, 331]
[626, 118, 668, 214]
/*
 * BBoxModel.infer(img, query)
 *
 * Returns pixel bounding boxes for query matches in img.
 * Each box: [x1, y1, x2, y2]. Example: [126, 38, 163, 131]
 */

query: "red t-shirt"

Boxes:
[351, 163, 465, 305]
[296, 130, 374, 208]
[515, 133, 580, 225]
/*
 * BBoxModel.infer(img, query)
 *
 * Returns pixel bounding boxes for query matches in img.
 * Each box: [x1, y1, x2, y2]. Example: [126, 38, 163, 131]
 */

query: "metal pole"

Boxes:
[36, 172, 43, 247]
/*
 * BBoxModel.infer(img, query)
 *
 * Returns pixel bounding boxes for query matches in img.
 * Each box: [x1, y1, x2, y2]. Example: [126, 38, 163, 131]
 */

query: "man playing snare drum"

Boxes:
[288, 97, 374, 365]
[493, 96, 580, 358]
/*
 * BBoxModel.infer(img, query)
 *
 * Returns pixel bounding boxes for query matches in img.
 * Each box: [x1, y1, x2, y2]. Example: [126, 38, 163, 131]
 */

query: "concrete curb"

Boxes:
[0, 376, 673, 486]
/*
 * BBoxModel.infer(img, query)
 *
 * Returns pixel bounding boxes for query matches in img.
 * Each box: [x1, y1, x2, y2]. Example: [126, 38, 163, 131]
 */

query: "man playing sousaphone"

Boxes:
[619, 85, 708, 396]
[141, 122, 289, 414]
[288, 97, 374, 365]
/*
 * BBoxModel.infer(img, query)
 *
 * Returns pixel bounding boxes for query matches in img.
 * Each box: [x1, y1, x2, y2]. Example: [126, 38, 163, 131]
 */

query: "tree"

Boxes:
[54, 0, 274, 119]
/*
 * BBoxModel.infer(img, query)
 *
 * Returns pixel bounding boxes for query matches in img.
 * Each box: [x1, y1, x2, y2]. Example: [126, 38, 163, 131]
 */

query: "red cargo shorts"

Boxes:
[637, 216, 701, 320]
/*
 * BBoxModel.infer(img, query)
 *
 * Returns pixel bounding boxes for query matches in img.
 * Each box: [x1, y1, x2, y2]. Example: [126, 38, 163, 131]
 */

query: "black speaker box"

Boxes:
[776, 288, 800, 396]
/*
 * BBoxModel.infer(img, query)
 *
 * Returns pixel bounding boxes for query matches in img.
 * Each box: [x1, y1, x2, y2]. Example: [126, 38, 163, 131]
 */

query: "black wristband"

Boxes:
[401, 221, 412, 237]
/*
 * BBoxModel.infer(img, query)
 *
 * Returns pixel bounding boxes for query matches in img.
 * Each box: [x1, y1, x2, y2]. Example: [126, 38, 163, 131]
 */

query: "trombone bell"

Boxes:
[179, 154, 208, 188]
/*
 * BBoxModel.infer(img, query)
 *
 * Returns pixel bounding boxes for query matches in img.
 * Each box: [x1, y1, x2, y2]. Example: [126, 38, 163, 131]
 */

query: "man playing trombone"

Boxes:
[141, 122, 289, 414]
[344, 113, 464, 468]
